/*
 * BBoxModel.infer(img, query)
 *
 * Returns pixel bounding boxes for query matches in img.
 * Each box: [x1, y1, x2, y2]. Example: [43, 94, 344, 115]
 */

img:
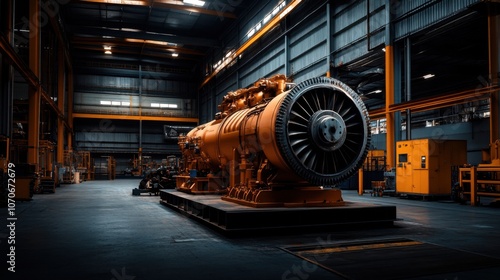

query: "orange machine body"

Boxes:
[177, 74, 370, 207]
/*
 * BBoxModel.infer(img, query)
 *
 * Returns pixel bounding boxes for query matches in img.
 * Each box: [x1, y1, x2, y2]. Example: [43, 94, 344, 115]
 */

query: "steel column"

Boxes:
[139, 65, 142, 153]
[1, 0, 14, 141]
[470, 166, 477, 206]
[385, 0, 395, 170]
[358, 167, 364, 196]
[28, 0, 41, 167]
[68, 69, 74, 150]
[489, 13, 500, 144]
[326, 3, 331, 78]
[405, 37, 412, 140]
[57, 43, 65, 164]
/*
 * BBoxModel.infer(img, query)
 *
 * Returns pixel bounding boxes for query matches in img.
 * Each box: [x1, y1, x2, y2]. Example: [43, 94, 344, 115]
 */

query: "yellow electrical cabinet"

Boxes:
[396, 139, 467, 196]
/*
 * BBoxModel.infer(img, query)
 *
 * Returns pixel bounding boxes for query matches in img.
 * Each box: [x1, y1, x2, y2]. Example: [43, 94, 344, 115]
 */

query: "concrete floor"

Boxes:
[1, 179, 500, 280]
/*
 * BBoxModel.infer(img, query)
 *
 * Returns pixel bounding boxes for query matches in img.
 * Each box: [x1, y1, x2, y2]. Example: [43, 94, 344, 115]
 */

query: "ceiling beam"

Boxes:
[69, 25, 219, 47]
[73, 112, 199, 123]
[72, 0, 237, 19]
[72, 46, 202, 65]
[71, 36, 205, 56]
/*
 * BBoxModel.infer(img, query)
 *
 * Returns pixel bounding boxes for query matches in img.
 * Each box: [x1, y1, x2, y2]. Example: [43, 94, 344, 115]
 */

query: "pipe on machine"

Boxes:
[177, 74, 370, 207]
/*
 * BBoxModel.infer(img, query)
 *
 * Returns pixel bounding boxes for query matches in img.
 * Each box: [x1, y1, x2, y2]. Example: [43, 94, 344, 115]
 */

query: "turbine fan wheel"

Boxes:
[275, 77, 371, 186]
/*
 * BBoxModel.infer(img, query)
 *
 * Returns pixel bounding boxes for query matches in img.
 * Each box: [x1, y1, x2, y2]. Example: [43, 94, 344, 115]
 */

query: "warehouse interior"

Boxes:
[1, 0, 500, 279]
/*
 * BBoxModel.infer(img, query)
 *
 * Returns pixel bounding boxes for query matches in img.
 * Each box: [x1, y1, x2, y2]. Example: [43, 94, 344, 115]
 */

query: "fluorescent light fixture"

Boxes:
[103, 45, 112, 50]
[263, 14, 272, 24]
[183, 0, 205, 6]
[96, 0, 146, 5]
[151, 103, 160, 108]
[112, 101, 121, 106]
[247, 28, 255, 38]
[423, 74, 435, 79]
[100, 101, 111, 105]
[121, 101, 130, 106]
[126, 38, 172, 46]
[159, 103, 178, 108]
[104, 50, 112, 54]
[172, 53, 179, 57]
[121, 28, 142, 32]
[121, 1, 145, 5]
[272, 6, 280, 16]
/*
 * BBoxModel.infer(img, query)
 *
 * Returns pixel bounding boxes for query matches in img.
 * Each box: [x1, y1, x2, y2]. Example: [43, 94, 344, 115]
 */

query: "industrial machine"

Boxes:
[134, 166, 178, 196]
[176, 74, 371, 207]
[164, 125, 195, 140]
[396, 139, 467, 197]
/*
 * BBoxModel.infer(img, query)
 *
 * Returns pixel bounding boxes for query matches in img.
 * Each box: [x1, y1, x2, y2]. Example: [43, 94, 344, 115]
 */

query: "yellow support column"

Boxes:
[57, 43, 65, 164]
[27, 0, 40, 167]
[385, 45, 395, 170]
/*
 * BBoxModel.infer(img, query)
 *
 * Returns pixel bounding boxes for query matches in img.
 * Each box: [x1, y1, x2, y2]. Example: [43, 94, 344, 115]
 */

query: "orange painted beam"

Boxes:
[385, 44, 395, 170]
[200, 0, 303, 88]
[234, 0, 302, 59]
[57, 43, 65, 164]
[27, 0, 40, 166]
[68, 70, 74, 150]
[369, 85, 498, 120]
[72, 112, 199, 123]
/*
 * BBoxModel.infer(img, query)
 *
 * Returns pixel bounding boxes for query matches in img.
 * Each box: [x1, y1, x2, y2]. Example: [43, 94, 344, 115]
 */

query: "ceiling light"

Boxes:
[423, 74, 435, 79]
[183, 0, 205, 7]
[103, 45, 112, 50]
[126, 38, 171, 46]
[121, 28, 142, 32]
[88, 0, 146, 5]
[172, 53, 179, 57]
[104, 50, 112, 54]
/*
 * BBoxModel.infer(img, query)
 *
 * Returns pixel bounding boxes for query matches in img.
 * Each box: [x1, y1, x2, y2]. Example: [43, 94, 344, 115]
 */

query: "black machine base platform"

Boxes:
[159, 189, 397, 233]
